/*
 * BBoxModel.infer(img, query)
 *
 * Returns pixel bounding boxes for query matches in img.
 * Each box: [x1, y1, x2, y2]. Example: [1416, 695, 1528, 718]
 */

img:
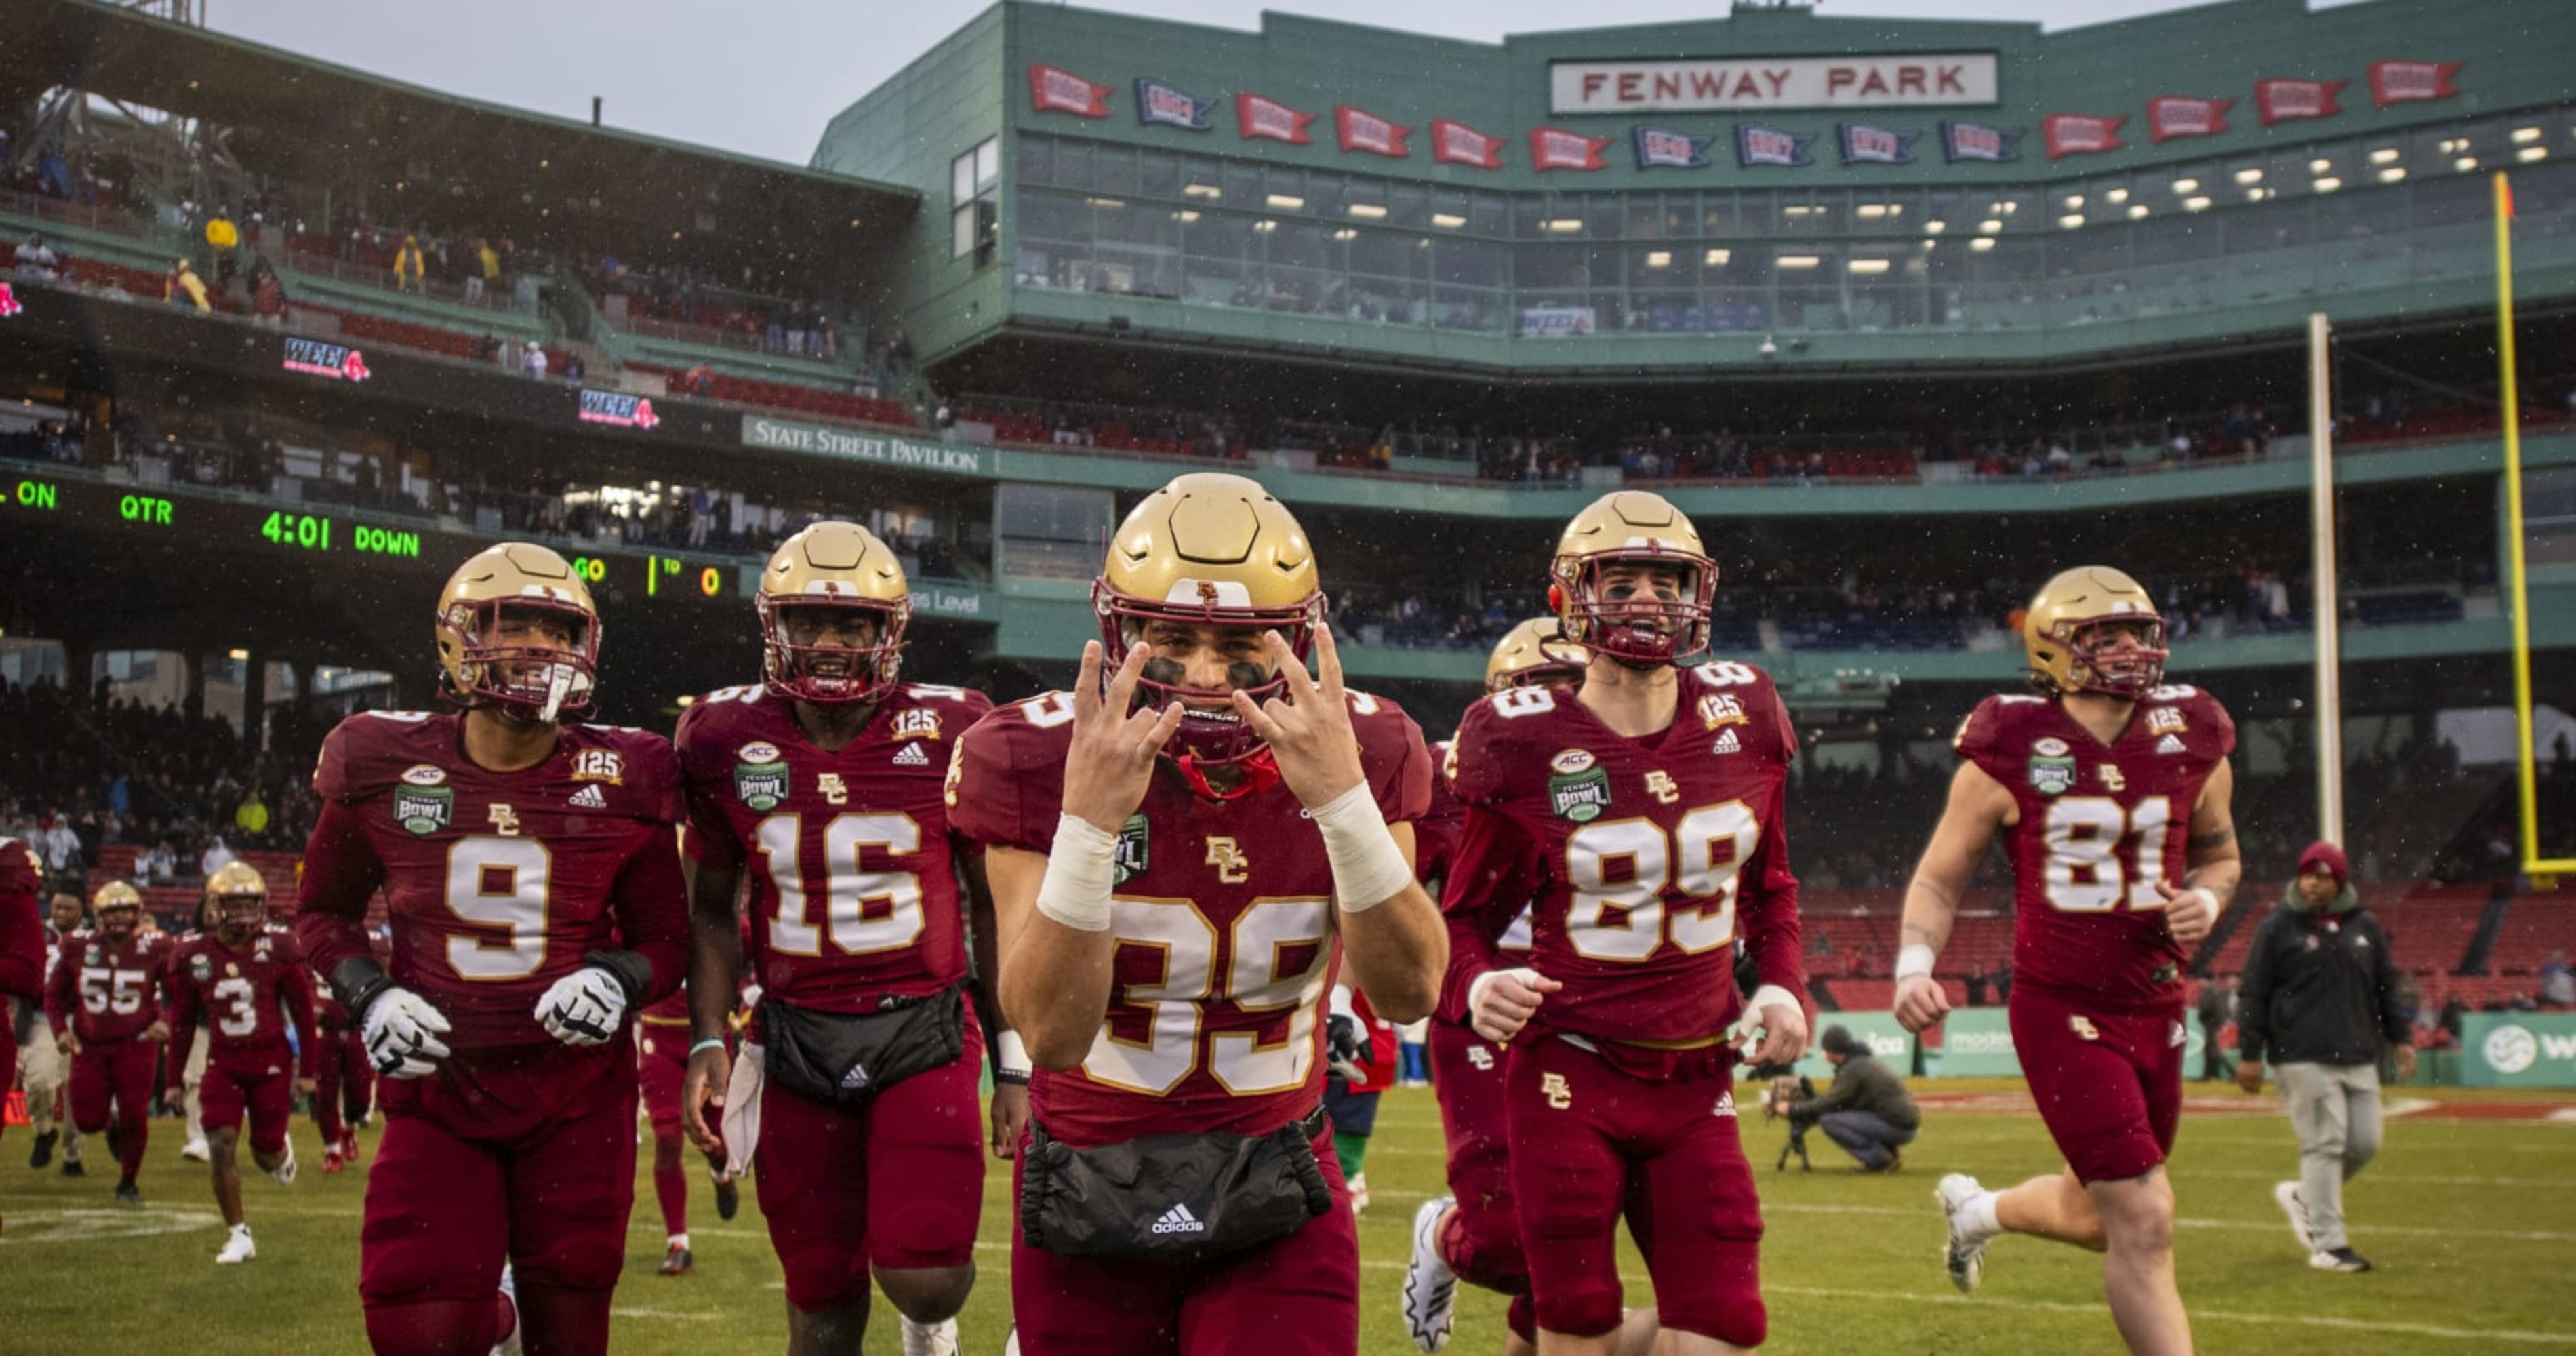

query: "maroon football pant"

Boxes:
[69, 1040, 155, 1179]
[752, 1016, 985, 1311]
[637, 1025, 689, 1237]
[359, 1050, 639, 1356]
[312, 1026, 371, 1143]
[1429, 1022, 1536, 1342]
[1007, 1121, 1359, 1356]
[1506, 1035, 1765, 1347]
[2009, 987, 2187, 1184]
[200, 1054, 294, 1156]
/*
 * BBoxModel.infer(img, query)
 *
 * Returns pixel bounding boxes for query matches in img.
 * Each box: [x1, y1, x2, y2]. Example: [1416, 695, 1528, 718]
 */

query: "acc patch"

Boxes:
[1550, 749, 1598, 775]
[2032, 737, 2070, 757]
[394, 785, 454, 836]
[1112, 814, 1151, 886]
[1549, 763, 1613, 823]
[738, 741, 782, 764]
[2027, 753, 2076, 797]
[400, 764, 448, 787]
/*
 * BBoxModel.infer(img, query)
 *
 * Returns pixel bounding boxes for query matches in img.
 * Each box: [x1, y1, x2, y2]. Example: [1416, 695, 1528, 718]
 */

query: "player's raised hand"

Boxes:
[2158, 881, 2219, 946]
[1231, 624, 1365, 808]
[1894, 972, 1952, 1034]
[1063, 641, 1184, 833]
[682, 1042, 730, 1157]
[1468, 965, 1561, 1044]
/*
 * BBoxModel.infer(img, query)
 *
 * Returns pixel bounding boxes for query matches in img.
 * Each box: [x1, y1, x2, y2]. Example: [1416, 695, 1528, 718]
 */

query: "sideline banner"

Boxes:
[1929, 1007, 2019, 1077]
[2460, 1013, 2576, 1088]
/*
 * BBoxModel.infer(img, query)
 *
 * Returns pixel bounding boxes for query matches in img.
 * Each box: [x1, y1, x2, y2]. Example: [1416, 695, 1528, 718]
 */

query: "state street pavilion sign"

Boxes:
[1551, 54, 2000, 115]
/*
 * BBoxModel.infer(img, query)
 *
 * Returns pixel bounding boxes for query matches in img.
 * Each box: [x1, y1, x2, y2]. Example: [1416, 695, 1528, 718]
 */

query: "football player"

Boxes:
[45, 879, 174, 1203]
[0, 836, 45, 1233]
[952, 471, 1445, 1355]
[1445, 494, 1807, 1356]
[673, 521, 1007, 1356]
[1406, 618, 1659, 1356]
[309, 931, 380, 1172]
[295, 542, 690, 1356]
[1893, 567, 2238, 1356]
[634, 982, 738, 1276]
[162, 862, 318, 1263]
[172, 892, 218, 1163]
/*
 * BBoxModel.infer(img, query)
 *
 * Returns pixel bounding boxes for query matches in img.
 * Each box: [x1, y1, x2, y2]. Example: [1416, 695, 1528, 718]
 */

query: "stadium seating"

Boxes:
[626, 362, 914, 428]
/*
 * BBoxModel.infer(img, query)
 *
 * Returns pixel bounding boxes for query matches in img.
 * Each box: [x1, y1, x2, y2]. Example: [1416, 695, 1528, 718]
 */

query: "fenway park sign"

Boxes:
[1551, 54, 1997, 114]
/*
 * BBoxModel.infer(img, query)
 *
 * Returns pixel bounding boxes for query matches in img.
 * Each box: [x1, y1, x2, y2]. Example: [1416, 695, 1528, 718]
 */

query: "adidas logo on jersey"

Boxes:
[2155, 734, 2187, 755]
[892, 744, 931, 767]
[1712, 1090, 1737, 1118]
[1151, 1203, 1206, 1236]
[1712, 728, 1742, 756]
[568, 784, 607, 810]
[839, 1062, 872, 1090]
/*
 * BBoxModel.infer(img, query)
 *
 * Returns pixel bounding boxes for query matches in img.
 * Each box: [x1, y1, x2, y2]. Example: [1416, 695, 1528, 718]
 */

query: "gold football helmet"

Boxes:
[1548, 490, 1716, 666]
[93, 879, 143, 939]
[2023, 566, 2168, 698]
[206, 860, 268, 932]
[757, 521, 910, 705]
[1485, 618, 1590, 692]
[435, 542, 600, 722]
[1093, 472, 1324, 767]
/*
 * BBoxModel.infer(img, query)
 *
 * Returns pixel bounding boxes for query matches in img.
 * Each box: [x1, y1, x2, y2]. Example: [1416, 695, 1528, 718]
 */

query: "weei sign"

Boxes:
[2461, 1013, 2576, 1088]
[740, 416, 989, 478]
[1792, 1010, 1914, 1081]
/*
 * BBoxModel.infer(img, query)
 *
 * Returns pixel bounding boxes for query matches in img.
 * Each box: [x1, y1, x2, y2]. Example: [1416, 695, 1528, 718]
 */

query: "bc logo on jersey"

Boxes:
[1542, 1072, 1574, 1109]
[1205, 836, 1250, 884]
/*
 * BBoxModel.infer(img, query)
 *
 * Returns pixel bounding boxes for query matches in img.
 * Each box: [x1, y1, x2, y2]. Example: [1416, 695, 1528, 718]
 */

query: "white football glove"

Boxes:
[536, 966, 630, 1047]
[361, 988, 454, 1079]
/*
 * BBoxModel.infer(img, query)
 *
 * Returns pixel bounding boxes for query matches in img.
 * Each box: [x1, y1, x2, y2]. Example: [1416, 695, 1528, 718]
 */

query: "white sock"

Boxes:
[1963, 1191, 2003, 1238]
[668, 1232, 689, 1250]
[232, 1222, 252, 1236]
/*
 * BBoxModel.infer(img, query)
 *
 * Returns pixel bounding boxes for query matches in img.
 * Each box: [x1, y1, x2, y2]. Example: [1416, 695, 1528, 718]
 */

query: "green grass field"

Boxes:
[6, 1081, 2571, 1353]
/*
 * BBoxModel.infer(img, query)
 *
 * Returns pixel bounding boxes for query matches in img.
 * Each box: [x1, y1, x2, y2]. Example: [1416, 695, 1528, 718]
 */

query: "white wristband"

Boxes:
[1746, 984, 1800, 1018]
[1312, 782, 1413, 914]
[1034, 814, 1117, 932]
[992, 1029, 1032, 1081]
[1895, 944, 1937, 982]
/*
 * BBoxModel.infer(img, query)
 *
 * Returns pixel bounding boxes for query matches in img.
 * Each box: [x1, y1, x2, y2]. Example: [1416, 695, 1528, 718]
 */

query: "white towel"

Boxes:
[721, 1040, 765, 1178]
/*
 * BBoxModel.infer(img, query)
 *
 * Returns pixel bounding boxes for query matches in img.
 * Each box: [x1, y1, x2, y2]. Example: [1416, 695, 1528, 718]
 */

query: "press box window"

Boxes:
[952, 138, 1000, 264]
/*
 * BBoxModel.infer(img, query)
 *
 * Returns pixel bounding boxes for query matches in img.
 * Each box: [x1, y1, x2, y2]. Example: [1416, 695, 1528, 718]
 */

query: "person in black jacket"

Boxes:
[1777, 1026, 1920, 1173]
[2236, 841, 2417, 1273]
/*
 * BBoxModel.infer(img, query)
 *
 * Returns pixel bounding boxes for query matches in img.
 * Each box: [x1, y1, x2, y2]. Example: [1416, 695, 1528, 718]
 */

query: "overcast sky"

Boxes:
[201, 0, 2371, 166]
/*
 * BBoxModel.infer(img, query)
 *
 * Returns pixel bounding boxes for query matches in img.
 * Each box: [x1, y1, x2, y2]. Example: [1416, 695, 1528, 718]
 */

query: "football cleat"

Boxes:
[322, 1146, 346, 1174]
[1402, 1196, 1459, 1353]
[1936, 1173, 1990, 1294]
[115, 1178, 142, 1205]
[1001, 1327, 1020, 1356]
[181, 1137, 212, 1163]
[492, 1264, 523, 1356]
[270, 1138, 298, 1186]
[2273, 1180, 2316, 1252]
[340, 1131, 363, 1161]
[657, 1243, 693, 1277]
[2310, 1245, 2373, 1273]
[898, 1315, 959, 1356]
[216, 1223, 256, 1264]
[60, 1157, 85, 1178]
[28, 1129, 57, 1170]
[712, 1166, 740, 1222]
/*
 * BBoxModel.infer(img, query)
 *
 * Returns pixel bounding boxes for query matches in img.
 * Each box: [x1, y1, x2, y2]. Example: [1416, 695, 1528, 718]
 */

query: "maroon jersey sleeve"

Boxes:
[675, 695, 750, 871]
[1737, 791, 1805, 996]
[1436, 806, 1548, 1025]
[44, 930, 77, 1030]
[294, 797, 388, 985]
[1412, 744, 1466, 888]
[0, 836, 44, 999]
[948, 694, 1073, 853]
[281, 948, 322, 1078]
[163, 938, 204, 1038]
[608, 819, 690, 1007]
[1351, 692, 1434, 826]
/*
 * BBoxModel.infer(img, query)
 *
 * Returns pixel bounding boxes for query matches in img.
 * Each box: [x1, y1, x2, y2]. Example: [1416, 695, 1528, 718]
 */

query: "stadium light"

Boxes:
[2369, 147, 2400, 163]
[2063, 194, 2085, 209]
[1776, 254, 1822, 268]
[1348, 203, 1388, 220]
[2455, 156, 2479, 172]
[2106, 188, 2130, 203]
[2184, 195, 2213, 211]
[1924, 220, 1948, 234]
[2512, 126, 2543, 143]
[1253, 220, 1278, 233]
[2314, 176, 2343, 192]
[1543, 218, 1584, 233]
[2520, 146, 2550, 163]
[1184, 183, 1222, 199]
[1704, 247, 1731, 266]
[1848, 258, 1891, 274]
[2234, 168, 2263, 184]
[2380, 167, 2407, 183]
[1645, 250, 1672, 268]
[1331, 228, 1358, 241]
[2171, 178, 2199, 194]
[1173, 210, 1201, 222]
[1266, 193, 1305, 210]
[1431, 212, 1466, 228]
[2310, 157, 2334, 174]
[1969, 237, 1997, 252]
[2059, 214, 2085, 228]
[1977, 218, 2003, 233]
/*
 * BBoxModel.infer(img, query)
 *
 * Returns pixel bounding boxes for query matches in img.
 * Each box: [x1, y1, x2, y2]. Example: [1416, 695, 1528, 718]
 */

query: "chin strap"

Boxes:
[1175, 747, 1283, 801]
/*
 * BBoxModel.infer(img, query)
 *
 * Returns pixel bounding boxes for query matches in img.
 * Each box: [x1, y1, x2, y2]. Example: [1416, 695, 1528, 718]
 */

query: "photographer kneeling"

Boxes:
[1776, 1025, 1920, 1174]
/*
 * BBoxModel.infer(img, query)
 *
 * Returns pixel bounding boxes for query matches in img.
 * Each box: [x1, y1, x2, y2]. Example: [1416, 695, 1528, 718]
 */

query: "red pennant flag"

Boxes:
[2369, 60, 2464, 108]
[1027, 64, 1112, 119]
[1430, 119, 1504, 169]
[1335, 105, 1413, 159]
[1237, 92, 1317, 144]
[2042, 113, 2127, 159]
[2146, 96, 2234, 144]
[2253, 78, 2346, 125]
[1529, 127, 1611, 172]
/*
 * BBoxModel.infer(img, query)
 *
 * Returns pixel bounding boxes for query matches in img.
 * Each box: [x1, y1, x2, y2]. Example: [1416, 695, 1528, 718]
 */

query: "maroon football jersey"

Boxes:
[45, 928, 171, 1043]
[677, 681, 992, 1013]
[1415, 741, 1466, 890]
[294, 711, 689, 1049]
[0, 835, 44, 999]
[1445, 661, 1803, 1045]
[166, 924, 318, 1073]
[950, 687, 1432, 1148]
[1954, 684, 2236, 1010]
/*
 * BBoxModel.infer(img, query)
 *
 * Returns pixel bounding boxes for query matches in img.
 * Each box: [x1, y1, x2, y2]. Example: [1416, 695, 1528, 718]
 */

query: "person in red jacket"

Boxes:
[163, 862, 319, 1263]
